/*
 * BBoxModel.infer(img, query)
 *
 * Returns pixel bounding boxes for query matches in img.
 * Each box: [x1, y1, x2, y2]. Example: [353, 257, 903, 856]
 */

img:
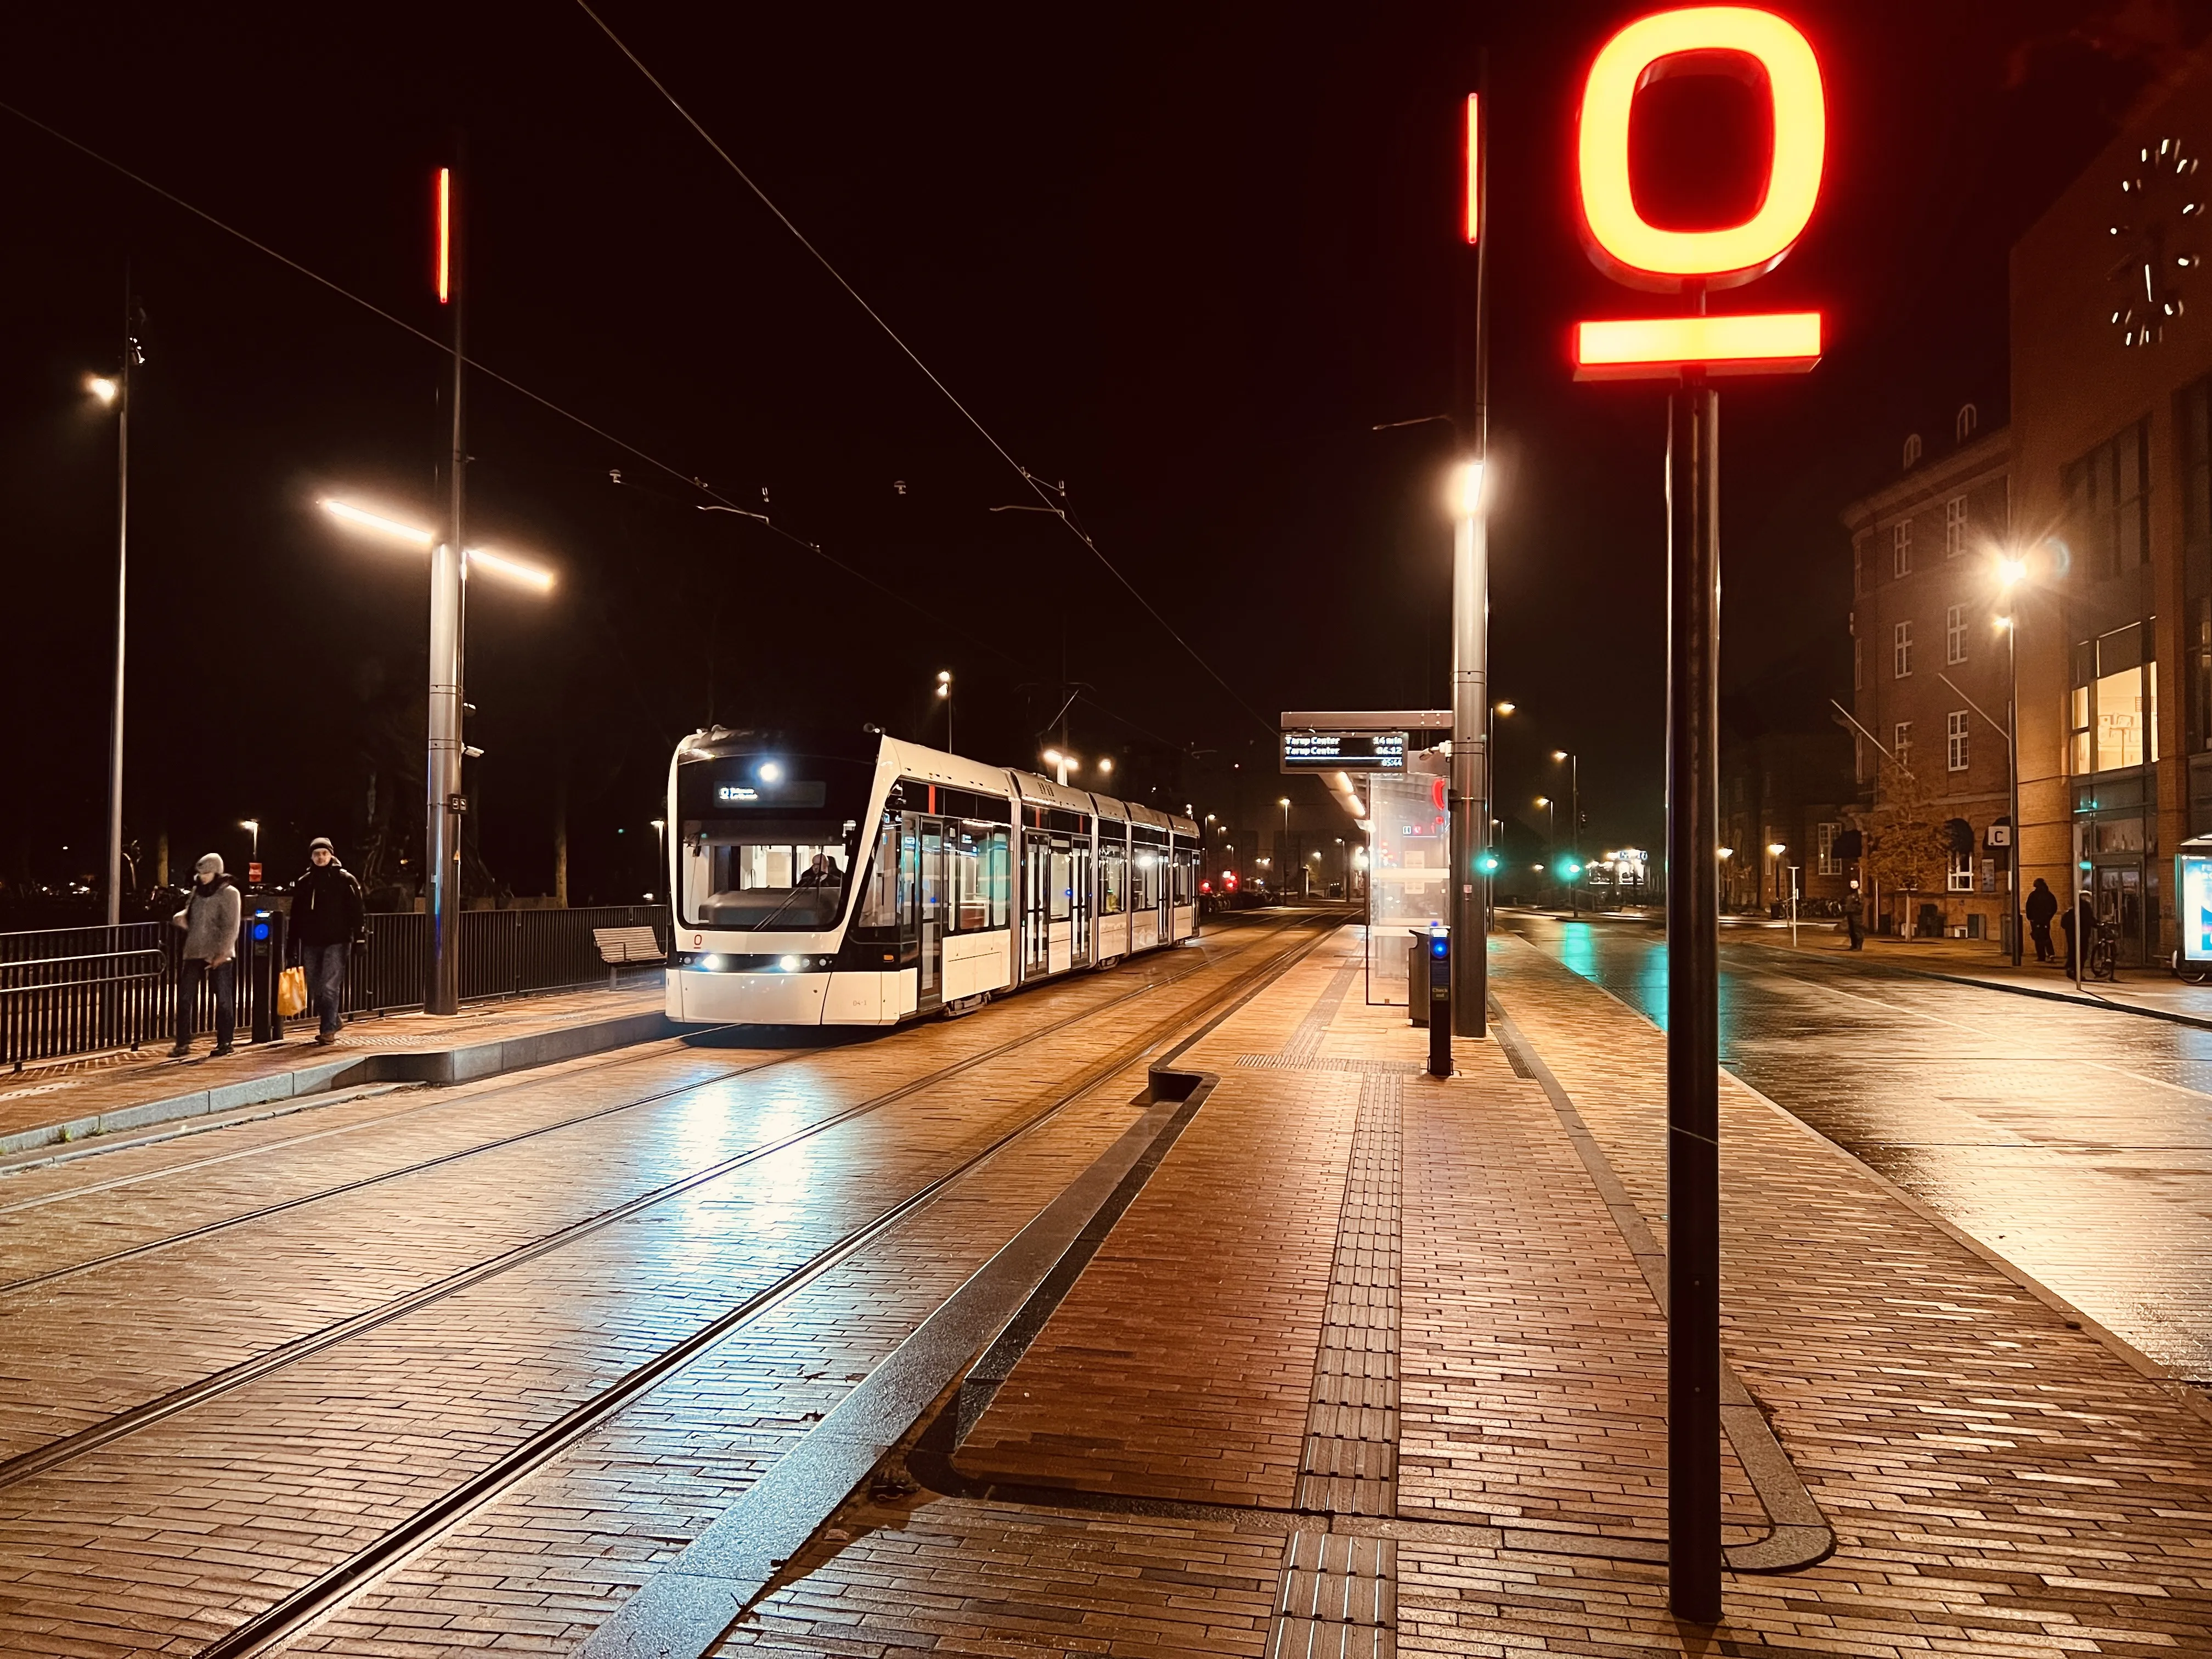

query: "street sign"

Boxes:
[247, 861, 262, 885]
[1281, 730, 1407, 773]
[1567, 6, 1831, 1625]
[1572, 7, 1826, 380]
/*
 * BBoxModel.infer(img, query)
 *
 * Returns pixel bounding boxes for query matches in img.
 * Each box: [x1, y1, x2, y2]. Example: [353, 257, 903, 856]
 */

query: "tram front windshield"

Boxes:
[676, 753, 871, 933]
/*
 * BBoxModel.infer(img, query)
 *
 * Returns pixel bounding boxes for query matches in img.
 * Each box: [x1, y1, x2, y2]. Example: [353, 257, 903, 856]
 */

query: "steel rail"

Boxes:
[0, 921, 1317, 1492]
[0, 923, 1293, 1294]
[190, 915, 1335, 1659]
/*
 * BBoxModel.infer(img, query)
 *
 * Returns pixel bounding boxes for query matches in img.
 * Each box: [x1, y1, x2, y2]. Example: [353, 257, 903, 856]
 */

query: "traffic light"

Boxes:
[1475, 849, 1500, 876]
[1556, 859, 1583, 879]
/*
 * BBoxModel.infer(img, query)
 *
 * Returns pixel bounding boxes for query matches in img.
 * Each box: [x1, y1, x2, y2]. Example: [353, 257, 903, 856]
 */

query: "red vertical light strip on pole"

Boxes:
[1464, 93, 1481, 244]
[436, 168, 452, 304]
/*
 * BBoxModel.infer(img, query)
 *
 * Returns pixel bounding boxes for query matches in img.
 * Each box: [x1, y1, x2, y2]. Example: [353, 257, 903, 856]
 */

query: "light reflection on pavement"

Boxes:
[1506, 913, 2212, 1383]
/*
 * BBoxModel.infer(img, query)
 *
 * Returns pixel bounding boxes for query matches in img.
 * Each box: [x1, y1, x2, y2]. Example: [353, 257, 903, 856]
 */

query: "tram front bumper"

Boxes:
[672, 967, 831, 1025]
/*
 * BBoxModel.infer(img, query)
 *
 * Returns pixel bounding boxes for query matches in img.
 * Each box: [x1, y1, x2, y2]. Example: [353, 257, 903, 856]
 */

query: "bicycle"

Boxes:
[2084, 922, 2118, 983]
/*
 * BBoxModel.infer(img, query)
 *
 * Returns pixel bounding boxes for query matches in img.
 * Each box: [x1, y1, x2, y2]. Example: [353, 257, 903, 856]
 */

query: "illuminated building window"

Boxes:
[1892, 520, 1912, 577]
[2070, 624, 2159, 775]
[1945, 495, 1967, 557]
[1893, 619, 1913, 678]
[1817, 821, 1842, 876]
[1947, 710, 1970, 772]
[1946, 604, 1967, 664]
[1894, 721, 1912, 769]
[1948, 850, 1974, 892]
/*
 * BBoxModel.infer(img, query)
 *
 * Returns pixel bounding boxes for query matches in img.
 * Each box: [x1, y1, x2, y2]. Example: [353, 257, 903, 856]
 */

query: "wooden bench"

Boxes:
[592, 924, 665, 987]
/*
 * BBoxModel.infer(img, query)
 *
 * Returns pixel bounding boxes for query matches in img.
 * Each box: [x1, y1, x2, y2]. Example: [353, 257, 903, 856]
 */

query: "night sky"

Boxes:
[0, 1, 2187, 910]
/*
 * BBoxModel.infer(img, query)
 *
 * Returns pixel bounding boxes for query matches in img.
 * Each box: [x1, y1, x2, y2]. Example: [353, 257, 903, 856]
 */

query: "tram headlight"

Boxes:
[759, 761, 783, 783]
[778, 955, 802, 972]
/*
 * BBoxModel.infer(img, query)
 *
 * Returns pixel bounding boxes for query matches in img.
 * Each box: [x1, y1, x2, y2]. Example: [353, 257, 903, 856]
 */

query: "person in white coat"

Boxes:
[171, 853, 241, 1057]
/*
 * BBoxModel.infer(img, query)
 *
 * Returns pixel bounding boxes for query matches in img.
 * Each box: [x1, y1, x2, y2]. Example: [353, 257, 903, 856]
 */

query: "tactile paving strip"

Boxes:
[1268, 1070, 1402, 1654]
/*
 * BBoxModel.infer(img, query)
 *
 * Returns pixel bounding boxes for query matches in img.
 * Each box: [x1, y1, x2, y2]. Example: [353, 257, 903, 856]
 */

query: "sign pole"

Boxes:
[1666, 378, 1722, 1622]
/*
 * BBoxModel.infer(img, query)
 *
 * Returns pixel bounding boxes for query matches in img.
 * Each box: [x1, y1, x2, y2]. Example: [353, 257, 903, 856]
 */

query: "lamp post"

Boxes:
[92, 279, 142, 926]
[650, 818, 667, 900]
[1765, 840, 1786, 916]
[318, 493, 552, 1010]
[1997, 553, 2027, 967]
[241, 819, 260, 873]
[1279, 796, 1292, 874]
[1042, 747, 1079, 786]
[935, 669, 953, 752]
[1552, 749, 1581, 916]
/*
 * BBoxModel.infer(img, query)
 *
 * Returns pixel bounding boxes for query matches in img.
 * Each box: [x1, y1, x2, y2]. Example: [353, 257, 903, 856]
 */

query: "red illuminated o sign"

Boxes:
[1573, 7, 1825, 379]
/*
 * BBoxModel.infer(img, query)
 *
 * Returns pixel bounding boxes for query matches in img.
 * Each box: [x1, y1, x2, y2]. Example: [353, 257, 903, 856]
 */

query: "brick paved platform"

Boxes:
[0, 981, 670, 1163]
[702, 927, 2212, 1657]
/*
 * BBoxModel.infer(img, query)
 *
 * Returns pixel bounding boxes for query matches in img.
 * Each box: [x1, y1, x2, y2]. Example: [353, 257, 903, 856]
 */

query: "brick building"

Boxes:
[1842, 419, 2017, 940]
[1717, 731, 1855, 915]
[2011, 54, 2212, 965]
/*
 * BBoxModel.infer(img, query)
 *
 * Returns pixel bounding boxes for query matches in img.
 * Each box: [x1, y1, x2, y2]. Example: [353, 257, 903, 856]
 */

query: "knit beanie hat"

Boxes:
[196, 853, 224, 877]
[309, 837, 335, 854]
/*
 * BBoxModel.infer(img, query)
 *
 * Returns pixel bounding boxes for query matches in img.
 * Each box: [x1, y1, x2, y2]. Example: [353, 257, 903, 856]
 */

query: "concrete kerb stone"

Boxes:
[574, 1081, 1220, 1659]
[0, 1008, 680, 1163]
[1736, 935, 2212, 1032]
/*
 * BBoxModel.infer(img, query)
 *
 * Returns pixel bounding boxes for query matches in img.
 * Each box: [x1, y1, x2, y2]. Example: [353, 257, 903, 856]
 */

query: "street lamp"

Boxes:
[1042, 747, 1079, 786]
[1995, 550, 2028, 966]
[935, 670, 952, 752]
[320, 493, 555, 1013]
[650, 818, 667, 900]
[241, 819, 259, 870]
[1098, 757, 1115, 776]
[1550, 748, 1581, 917]
[1765, 840, 1787, 913]
[91, 288, 141, 926]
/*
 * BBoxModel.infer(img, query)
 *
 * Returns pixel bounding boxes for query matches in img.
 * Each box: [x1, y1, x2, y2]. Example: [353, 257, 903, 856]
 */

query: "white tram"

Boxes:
[663, 726, 1203, 1026]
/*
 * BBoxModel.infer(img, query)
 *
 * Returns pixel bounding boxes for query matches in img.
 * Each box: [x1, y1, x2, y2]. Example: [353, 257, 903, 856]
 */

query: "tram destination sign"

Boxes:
[1280, 730, 1408, 774]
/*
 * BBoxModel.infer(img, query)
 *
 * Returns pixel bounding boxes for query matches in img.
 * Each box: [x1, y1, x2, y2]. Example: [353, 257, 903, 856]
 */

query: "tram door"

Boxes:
[1023, 833, 1052, 978]
[916, 817, 947, 1005]
[1070, 840, 1094, 967]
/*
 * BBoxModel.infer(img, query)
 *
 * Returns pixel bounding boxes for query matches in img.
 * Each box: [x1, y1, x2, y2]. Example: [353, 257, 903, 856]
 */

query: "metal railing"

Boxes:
[2, 904, 668, 1071]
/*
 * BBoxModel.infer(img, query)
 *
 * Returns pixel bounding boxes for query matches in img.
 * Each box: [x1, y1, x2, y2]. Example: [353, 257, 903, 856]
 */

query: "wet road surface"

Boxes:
[1506, 913, 2212, 1384]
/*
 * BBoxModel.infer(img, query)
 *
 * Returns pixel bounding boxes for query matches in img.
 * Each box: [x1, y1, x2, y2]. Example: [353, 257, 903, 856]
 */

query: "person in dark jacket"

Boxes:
[289, 837, 365, 1045]
[171, 853, 241, 1057]
[2024, 878, 2058, 962]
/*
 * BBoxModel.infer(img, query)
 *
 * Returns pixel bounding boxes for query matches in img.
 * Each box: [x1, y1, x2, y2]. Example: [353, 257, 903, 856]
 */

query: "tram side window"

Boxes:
[1131, 847, 1157, 911]
[857, 821, 900, 930]
[1049, 849, 1073, 921]
[1101, 845, 1125, 915]
[946, 825, 1011, 933]
[988, 829, 1010, 927]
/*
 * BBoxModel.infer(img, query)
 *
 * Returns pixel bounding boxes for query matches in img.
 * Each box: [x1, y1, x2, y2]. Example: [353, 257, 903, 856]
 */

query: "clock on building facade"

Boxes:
[2107, 137, 2204, 348]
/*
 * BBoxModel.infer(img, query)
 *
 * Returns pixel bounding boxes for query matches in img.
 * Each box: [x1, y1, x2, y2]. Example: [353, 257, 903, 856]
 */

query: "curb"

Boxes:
[0, 1008, 679, 1163]
[1735, 938, 2212, 1032]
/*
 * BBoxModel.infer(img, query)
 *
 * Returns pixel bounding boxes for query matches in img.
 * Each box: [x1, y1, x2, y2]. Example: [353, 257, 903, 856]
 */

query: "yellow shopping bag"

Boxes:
[277, 964, 309, 1019]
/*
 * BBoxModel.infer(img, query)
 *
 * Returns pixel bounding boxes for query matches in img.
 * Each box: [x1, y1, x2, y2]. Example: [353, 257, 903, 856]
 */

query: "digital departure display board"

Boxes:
[1280, 731, 1408, 773]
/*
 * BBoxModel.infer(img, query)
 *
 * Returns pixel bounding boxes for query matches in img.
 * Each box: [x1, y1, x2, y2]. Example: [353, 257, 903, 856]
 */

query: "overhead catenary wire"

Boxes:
[0, 95, 1199, 756]
[569, 0, 1279, 741]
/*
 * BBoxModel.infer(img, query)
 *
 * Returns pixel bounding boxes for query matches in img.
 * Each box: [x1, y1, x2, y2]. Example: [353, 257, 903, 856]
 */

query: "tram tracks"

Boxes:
[0, 915, 1325, 1498]
[185, 914, 1335, 1659]
[0, 919, 1301, 1299]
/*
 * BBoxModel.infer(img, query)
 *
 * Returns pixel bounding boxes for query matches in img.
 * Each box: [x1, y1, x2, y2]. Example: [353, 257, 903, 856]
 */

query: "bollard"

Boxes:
[249, 908, 286, 1045]
[1426, 925, 1452, 1077]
